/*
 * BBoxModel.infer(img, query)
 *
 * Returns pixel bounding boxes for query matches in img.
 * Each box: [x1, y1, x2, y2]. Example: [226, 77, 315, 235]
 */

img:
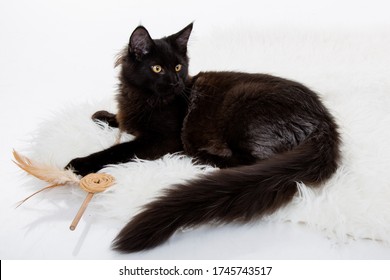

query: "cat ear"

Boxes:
[129, 26, 154, 60]
[169, 22, 193, 53]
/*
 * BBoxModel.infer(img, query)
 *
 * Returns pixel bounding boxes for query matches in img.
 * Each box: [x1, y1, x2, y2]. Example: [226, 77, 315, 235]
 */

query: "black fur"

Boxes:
[66, 23, 341, 253]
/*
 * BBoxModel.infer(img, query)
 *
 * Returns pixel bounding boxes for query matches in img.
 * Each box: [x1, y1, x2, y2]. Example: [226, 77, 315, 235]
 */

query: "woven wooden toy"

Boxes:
[13, 150, 115, 230]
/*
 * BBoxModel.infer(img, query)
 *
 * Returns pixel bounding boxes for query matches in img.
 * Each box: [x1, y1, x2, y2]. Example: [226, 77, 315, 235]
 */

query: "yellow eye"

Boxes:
[175, 64, 182, 72]
[151, 65, 163, 73]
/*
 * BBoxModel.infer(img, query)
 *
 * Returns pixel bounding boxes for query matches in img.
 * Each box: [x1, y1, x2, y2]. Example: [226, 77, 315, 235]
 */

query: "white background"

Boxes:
[1, 0, 390, 260]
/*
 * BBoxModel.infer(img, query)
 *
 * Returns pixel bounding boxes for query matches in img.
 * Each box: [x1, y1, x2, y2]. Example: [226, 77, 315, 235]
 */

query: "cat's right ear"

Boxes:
[129, 26, 154, 61]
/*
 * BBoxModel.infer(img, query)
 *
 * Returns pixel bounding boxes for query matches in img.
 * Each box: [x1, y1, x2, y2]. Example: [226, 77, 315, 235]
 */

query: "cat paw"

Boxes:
[91, 110, 119, 128]
[65, 157, 100, 177]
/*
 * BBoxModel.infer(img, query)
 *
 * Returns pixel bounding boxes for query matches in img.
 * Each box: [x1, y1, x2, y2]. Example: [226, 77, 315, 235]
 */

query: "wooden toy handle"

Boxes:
[69, 192, 94, 231]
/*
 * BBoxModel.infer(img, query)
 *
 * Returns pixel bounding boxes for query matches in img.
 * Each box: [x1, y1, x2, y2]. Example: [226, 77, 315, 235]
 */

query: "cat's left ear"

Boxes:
[169, 22, 193, 53]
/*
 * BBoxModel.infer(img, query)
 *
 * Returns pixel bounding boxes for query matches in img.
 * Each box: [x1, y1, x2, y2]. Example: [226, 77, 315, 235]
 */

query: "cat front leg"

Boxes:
[65, 136, 182, 176]
[65, 141, 137, 176]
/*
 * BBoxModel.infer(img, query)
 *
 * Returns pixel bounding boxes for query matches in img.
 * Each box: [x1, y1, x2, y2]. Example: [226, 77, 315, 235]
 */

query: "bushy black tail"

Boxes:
[112, 126, 340, 253]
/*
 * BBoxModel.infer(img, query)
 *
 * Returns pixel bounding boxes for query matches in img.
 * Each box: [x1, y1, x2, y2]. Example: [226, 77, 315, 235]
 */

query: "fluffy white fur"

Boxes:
[26, 27, 390, 245]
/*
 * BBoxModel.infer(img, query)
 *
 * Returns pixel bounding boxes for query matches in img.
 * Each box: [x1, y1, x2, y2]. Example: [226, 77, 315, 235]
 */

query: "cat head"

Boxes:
[118, 23, 193, 103]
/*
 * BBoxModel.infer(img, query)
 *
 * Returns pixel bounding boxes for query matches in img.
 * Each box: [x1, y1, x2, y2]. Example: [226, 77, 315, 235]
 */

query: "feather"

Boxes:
[12, 150, 80, 185]
[13, 150, 81, 208]
[15, 183, 62, 208]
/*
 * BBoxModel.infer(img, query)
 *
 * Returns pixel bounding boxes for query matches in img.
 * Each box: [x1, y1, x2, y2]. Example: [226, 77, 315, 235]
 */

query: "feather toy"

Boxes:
[12, 150, 115, 230]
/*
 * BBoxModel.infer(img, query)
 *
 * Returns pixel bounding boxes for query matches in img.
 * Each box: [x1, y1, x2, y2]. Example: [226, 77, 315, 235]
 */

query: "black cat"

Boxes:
[66, 23, 340, 253]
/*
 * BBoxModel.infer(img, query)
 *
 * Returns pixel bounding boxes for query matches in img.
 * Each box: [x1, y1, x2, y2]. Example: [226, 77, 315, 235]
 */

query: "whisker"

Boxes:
[180, 90, 191, 104]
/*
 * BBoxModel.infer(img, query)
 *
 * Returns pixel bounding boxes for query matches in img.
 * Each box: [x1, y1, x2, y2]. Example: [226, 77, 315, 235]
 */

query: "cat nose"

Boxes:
[170, 81, 180, 88]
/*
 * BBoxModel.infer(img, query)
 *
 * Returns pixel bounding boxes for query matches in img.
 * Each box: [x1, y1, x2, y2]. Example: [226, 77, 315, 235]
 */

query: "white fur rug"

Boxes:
[23, 26, 390, 246]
